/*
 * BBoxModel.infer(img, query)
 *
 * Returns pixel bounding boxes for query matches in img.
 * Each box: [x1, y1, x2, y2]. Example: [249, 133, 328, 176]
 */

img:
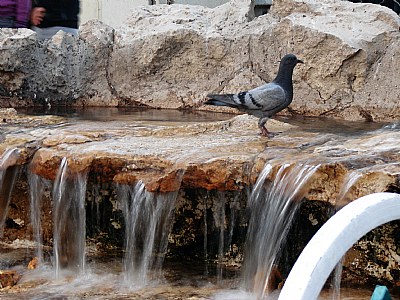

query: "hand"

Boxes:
[30, 7, 46, 26]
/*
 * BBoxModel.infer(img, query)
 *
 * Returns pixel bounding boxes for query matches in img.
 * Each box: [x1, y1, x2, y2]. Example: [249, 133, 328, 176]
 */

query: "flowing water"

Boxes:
[0, 159, 397, 299]
[52, 157, 88, 278]
[327, 171, 363, 299]
[28, 172, 48, 263]
[0, 148, 20, 237]
[203, 194, 209, 276]
[3, 160, 325, 299]
[16, 107, 235, 124]
[214, 191, 226, 283]
[240, 162, 320, 299]
[118, 181, 179, 288]
[209, 191, 242, 284]
[324, 165, 395, 299]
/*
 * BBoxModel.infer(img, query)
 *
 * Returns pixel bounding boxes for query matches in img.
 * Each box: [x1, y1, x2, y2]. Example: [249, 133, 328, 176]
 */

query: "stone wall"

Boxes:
[0, 0, 399, 121]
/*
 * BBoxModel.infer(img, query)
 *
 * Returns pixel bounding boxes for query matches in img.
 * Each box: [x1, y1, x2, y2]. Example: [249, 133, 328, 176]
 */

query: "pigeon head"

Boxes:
[273, 53, 303, 86]
[280, 54, 304, 67]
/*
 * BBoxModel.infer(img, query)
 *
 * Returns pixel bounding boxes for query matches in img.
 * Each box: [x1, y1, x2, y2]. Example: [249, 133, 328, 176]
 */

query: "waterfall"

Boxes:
[28, 172, 49, 263]
[203, 194, 209, 276]
[336, 171, 362, 208]
[0, 148, 20, 237]
[214, 191, 226, 283]
[329, 170, 362, 299]
[119, 181, 178, 288]
[241, 162, 320, 298]
[201, 190, 243, 284]
[52, 157, 88, 278]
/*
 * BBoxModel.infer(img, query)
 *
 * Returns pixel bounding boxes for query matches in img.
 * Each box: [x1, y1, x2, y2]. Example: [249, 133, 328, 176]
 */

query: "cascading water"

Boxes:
[327, 170, 364, 299]
[201, 190, 244, 284]
[118, 181, 179, 288]
[28, 172, 49, 263]
[214, 191, 226, 283]
[336, 171, 363, 208]
[241, 162, 320, 299]
[331, 171, 362, 300]
[52, 157, 88, 278]
[203, 194, 209, 276]
[0, 148, 20, 237]
[226, 192, 241, 259]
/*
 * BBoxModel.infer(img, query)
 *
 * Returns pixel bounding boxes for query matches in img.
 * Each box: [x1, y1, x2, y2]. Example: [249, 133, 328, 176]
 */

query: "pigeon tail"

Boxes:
[205, 94, 239, 108]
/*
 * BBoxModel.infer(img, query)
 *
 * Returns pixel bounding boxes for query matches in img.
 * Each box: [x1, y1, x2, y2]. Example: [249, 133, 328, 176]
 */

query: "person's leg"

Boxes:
[55, 26, 79, 36]
[31, 26, 79, 40]
[0, 17, 15, 28]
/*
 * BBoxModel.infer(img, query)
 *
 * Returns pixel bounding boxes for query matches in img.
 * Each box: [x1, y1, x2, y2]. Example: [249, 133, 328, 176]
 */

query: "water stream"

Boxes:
[28, 172, 48, 263]
[0, 148, 20, 237]
[52, 157, 88, 278]
[118, 181, 179, 288]
[328, 171, 363, 299]
[241, 162, 320, 299]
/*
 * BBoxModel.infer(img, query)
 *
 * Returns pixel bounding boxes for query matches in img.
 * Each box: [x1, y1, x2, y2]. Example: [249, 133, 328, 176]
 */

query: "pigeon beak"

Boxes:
[297, 59, 304, 64]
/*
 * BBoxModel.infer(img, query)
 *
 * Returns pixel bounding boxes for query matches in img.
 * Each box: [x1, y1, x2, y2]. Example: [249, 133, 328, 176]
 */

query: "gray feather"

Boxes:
[205, 94, 239, 108]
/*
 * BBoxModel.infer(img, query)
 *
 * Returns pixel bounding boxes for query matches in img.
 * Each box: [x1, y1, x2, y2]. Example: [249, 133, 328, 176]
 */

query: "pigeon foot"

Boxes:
[259, 126, 277, 138]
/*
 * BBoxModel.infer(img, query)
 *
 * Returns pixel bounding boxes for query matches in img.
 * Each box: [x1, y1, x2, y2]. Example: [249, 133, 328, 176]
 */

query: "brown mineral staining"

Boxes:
[252, 266, 284, 294]
[0, 270, 21, 289]
[27, 257, 39, 270]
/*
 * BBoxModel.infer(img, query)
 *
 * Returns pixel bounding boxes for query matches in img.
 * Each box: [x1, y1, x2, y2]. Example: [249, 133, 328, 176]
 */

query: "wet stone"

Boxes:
[0, 270, 21, 289]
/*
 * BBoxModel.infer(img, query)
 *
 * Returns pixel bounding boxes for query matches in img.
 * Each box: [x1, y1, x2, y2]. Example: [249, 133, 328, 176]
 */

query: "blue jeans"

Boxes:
[31, 26, 79, 40]
[0, 17, 15, 28]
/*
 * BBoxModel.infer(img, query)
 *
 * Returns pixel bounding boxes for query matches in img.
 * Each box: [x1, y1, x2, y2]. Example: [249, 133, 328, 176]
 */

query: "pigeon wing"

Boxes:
[206, 83, 287, 114]
[247, 83, 287, 115]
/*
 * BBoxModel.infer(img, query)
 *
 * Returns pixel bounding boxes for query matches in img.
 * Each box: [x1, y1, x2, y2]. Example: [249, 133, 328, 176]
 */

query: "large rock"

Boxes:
[103, 0, 400, 121]
[0, 0, 399, 119]
[0, 21, 114, 107]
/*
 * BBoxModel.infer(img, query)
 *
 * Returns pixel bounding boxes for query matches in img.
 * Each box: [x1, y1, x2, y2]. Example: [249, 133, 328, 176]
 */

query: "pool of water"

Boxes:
[16, 107, 236, 124]
[276, 115, 388, 136]
[16, 107, 390, 135]
[1, 246, 397, 300]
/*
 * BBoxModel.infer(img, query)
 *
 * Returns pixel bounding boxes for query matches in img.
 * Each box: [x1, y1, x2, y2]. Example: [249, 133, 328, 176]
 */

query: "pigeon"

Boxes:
[205, 54, 304, 137]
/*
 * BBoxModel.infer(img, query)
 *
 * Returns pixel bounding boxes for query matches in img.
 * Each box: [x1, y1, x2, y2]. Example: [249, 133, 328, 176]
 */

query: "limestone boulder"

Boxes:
[107, 0, 400, 121]
[0, 21, 114, 107]
[108, 3, 252, 108]
[77, 20, 116, 106]
[0, 0, 399, 121]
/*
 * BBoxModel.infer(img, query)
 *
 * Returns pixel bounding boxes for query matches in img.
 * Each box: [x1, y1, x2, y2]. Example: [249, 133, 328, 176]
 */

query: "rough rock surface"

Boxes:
[0, 21, 115, 107]
[1, 109, 398, 197]
[0, 270, 21, 288]
[0, 0, 399, 121]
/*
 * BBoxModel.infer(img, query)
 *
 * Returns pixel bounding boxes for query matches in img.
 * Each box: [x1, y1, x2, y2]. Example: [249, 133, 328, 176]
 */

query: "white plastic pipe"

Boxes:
[278, 192, 400, 300]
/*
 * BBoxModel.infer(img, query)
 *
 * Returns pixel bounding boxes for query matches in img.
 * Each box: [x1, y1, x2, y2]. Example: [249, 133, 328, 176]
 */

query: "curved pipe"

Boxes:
[278, 192, 400, 300]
